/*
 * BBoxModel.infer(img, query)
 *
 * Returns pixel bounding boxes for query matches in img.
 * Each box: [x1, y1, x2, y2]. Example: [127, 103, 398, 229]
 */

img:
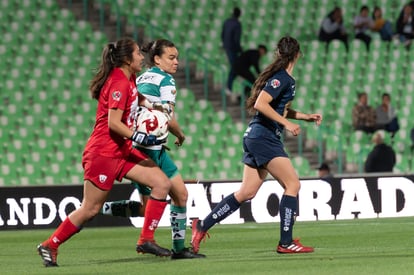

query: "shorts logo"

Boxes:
[271, 79, 281, 89]
[112, 91, 122, 101]
[99, 174, 107, 183]
[171, 89, 176, 95]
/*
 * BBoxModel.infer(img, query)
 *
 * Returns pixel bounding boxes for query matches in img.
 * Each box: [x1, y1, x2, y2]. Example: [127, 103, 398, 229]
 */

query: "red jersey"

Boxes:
[84, 68, 142, 158]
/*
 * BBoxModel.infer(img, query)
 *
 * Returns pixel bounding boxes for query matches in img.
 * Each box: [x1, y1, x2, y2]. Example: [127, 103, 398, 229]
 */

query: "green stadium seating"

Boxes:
[2, 0, 413, 186]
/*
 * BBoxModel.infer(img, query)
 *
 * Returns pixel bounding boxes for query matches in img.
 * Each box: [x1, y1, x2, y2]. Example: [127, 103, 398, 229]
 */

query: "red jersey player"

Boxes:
[37, 38, 173, 267]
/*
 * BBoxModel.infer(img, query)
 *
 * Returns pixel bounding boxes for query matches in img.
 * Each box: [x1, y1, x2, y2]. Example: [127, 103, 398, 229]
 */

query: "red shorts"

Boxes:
[82, 149, 148, 191]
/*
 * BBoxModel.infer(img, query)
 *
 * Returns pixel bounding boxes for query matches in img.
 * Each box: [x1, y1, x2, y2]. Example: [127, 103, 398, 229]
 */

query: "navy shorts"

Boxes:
[242, 123, 288, 168]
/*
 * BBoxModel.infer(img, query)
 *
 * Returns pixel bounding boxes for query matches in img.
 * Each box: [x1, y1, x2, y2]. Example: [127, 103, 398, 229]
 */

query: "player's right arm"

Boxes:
[108, 108, 134, 139]
[254, 90, 301, 136]
[107, 91, 160, 146]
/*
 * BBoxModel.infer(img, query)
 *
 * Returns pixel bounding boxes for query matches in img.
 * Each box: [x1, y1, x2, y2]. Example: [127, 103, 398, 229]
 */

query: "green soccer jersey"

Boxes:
[136, 66, 177, 105]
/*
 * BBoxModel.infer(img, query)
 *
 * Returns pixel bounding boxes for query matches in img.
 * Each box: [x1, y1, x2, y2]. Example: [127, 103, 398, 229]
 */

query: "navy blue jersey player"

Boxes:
[191, 36, 322, 254]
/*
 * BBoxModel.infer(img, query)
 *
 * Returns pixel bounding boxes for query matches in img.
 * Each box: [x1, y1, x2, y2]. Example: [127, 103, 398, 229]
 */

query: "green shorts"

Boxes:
[132, 146, 179, 196]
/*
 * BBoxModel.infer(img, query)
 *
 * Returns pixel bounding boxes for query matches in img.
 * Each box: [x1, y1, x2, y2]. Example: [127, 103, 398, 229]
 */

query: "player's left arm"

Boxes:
[159, 79, 184, 145]
[166, 104, 185, 146]
[286, 108, 323, 126]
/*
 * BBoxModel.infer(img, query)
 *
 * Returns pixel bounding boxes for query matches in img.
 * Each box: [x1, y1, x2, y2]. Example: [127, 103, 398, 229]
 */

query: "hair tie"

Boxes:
[276, 49, 282, 58]
[151, 40, 157, 52]
[108, 42, 116, 64]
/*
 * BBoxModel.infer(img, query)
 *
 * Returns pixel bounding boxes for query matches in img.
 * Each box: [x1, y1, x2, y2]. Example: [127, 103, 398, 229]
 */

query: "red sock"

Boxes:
[138, 198, 167, 244]
[44, 218, 80, 250]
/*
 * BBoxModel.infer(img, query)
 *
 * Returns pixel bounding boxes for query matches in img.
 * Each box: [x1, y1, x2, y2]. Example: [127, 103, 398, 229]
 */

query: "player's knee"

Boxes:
[285, 182, 300, 195]
[235, 190, 256, 202]
[155, 178, 172, 194]
[80, 204, 102, 220]
[176, 189, 188, 206]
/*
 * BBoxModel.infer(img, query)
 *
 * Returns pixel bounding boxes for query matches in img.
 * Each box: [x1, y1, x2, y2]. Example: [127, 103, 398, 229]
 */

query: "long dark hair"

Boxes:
[89, 37, 137, 99]
[246, 36, 300, 114]
[141, 39, 175, 67]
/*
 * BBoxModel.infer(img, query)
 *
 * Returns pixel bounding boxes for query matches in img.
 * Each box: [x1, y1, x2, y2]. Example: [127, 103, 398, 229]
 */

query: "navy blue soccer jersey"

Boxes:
[250, 69, 295, 134]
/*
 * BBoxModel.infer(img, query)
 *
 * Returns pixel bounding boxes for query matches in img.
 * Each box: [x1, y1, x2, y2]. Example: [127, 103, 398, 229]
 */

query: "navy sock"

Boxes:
[200, 193, 241, 232]
[279, 195, 297, 245]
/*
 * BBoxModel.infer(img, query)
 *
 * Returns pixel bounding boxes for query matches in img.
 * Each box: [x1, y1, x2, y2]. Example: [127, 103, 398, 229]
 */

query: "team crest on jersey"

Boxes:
[112, 91, 122, 101]
[271, 79, 281, 88]
[171, 89, 176, 95]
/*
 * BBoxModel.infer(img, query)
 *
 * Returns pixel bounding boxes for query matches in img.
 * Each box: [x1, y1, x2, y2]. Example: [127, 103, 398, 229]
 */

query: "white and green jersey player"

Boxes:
[134, 66, 181, 195]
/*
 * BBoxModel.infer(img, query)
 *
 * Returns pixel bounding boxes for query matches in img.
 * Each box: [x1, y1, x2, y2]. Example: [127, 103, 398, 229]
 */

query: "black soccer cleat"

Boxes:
[171, 247, 206, 260]
[37, 244, 58, 267]
[136, 241, 171, 257]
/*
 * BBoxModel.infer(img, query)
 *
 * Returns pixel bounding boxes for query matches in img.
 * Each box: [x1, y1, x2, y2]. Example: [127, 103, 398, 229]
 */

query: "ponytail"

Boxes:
[246, 36, 300, 114]
[89, 38, 137, 100]
[141, 39, 175, 67]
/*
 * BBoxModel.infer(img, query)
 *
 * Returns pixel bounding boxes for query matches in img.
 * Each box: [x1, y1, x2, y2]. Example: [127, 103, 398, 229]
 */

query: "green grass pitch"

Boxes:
[1, 217, 413, 275]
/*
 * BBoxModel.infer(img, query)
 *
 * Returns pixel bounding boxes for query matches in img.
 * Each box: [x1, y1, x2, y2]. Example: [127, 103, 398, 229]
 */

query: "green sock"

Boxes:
[170, 205, 187, 252]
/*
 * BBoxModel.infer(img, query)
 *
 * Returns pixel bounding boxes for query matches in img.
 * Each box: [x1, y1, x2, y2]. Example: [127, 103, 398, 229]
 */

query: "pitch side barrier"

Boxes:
[1, 174, 413, 230]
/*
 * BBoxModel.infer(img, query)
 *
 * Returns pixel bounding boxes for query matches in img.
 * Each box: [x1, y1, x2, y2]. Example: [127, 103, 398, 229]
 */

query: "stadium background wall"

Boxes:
[1, 175, 413, 230]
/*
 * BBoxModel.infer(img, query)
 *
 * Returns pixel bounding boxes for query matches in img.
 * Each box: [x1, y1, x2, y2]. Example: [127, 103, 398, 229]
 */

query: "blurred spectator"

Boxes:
[371, 6, 394, 41]
[396, 3, 414, 48]
[410, 127, 414, 152]
[364, 131, 396, 173]
[317, 163, 333, 180]
[353, 5, 373, 50]
[233, 44, 267, 100]
[318, 7, 349, 51]
[222, 7, 242, 96]
[375, 93, 399, 136]
[352, 92, 376, 134]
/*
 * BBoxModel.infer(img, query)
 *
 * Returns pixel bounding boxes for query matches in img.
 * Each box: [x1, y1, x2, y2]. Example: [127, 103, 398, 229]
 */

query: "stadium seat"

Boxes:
[3, 0, 414, 185]
[292, 156, 315, 177]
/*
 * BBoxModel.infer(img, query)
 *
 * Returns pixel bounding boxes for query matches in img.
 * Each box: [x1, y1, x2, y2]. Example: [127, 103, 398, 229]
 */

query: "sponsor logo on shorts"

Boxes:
[99, 174, 107, 183]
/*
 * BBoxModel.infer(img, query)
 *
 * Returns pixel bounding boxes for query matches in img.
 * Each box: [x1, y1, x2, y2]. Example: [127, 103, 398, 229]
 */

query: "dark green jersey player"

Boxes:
[100, 39, 205, 260]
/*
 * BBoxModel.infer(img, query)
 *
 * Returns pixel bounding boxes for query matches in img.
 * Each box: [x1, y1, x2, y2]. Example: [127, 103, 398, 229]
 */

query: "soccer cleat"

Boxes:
[190, 218, 209, 254]
[276, 239, 314, 254]
[37, 244, 58, 267]
[136, 241, 171, 257]
[171, 247, 206, 260]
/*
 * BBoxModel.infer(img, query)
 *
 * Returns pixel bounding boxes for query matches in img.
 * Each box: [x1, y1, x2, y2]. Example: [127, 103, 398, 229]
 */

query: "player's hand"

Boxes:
[175, 134, 185, 147]
[131, 131, 163, 146]
[152, 102, 172, 120]
[285, 121, 301, 136]
[306, 114, 323, 126]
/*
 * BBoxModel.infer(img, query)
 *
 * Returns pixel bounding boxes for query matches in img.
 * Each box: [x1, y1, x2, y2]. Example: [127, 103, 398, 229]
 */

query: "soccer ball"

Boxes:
[135, 108, 169, 140]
